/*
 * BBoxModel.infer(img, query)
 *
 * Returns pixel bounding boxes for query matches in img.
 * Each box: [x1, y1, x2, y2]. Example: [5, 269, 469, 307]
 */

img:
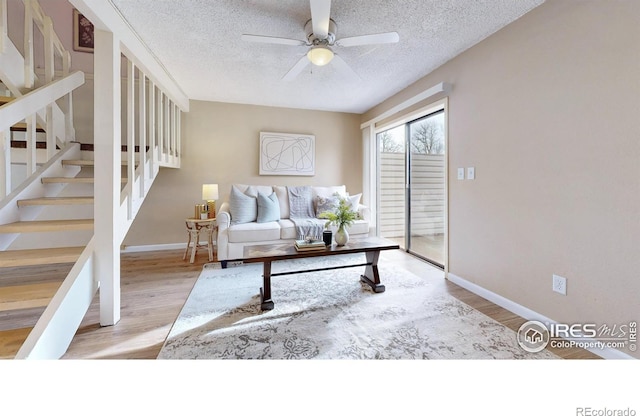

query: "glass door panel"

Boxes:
[377, 125, 406, 249]
[408, 111, 445, 266]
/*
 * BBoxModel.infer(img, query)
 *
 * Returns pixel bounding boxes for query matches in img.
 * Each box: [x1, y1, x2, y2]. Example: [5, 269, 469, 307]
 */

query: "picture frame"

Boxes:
[73, 9, 94, 53]
[259, 132, 315, 176]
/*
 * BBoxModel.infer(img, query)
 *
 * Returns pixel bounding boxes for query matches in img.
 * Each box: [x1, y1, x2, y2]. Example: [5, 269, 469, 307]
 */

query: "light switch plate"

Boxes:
[457, 168, 465, 180]
[467, 167, 475, 180]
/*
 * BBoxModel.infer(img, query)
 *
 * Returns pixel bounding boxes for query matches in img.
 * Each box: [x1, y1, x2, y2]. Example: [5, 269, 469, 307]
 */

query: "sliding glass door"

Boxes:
[377, 108, 446, 267]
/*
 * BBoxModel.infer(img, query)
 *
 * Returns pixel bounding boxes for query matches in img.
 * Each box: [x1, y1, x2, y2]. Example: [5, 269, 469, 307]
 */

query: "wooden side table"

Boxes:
[183, 218, 217, 263]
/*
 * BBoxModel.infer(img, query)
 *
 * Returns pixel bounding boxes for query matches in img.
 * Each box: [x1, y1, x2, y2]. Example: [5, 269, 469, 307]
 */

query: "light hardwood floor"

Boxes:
[56, 247, 599, 359]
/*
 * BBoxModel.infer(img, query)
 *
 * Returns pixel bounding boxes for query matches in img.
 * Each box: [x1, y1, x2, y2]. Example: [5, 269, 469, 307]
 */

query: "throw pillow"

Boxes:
[273, 186, 289, 219]
[229, 185, 257, 224]
[347, 193, 362, 211]
[257, 191, 280, 223]
[288, 186, 315, 218]
[315, 195, 340, 218]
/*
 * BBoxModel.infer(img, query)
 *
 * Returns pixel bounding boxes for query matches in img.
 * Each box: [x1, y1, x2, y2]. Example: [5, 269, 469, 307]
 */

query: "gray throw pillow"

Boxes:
[229, 185, 257, 224]
[257, 191, 280, 223]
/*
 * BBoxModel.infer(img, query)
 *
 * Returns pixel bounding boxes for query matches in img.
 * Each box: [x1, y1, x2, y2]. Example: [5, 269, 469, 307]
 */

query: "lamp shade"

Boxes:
[202, 184, 219, 201]
[307, 46, 334, 66]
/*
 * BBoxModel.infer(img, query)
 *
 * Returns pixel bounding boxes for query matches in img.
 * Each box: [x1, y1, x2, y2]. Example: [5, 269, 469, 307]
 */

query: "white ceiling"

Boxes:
[110, 0, 544, 114]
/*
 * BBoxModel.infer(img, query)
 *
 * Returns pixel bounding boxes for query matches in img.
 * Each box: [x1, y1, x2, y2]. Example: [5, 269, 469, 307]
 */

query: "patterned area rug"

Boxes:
[158, 255, 558, 359]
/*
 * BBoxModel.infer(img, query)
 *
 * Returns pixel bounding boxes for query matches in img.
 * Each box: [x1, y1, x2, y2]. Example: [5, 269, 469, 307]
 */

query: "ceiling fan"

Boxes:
[241, 0, 399, 81]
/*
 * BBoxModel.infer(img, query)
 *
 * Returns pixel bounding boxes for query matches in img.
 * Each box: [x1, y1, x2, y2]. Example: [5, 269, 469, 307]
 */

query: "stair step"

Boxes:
[41, 177, 94, 184]
[0, 282, 62, 312]
[17, 196, 94, 207]
[10, 122, 46, 132]
[0, 327, 31, 359]
[0, 96, 16, 105]
[0, 219, 93, 234]
[62, 159, 95, 167]
[41, 177, 127, 184]
[62, 159, 138, 167]
[0, 246, 84, 267]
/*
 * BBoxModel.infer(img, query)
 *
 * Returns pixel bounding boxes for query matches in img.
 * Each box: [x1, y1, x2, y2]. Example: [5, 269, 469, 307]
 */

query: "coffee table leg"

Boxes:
[361, 250, 385, 293]
[260, 261, 274, 310]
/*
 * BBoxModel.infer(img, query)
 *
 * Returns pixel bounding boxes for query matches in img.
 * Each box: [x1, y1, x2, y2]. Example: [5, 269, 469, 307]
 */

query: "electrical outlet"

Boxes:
[552, 274, 567, 295]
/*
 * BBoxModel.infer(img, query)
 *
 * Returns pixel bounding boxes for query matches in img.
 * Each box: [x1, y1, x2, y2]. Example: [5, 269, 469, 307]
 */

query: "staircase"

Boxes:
[1, 0, 187, 359]
[0, 152, 89, 358]
[0, 154, 134, 358]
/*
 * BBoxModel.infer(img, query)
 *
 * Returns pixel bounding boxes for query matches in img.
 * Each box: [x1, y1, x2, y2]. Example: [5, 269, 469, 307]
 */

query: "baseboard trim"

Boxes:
[447, 273, 636, 360]
[120, 243, 185, 253]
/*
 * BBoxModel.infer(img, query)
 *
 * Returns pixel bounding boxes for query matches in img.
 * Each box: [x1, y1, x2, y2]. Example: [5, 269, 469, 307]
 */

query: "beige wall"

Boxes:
[364, 0, 640, 358]
[124, 101, 362, 246]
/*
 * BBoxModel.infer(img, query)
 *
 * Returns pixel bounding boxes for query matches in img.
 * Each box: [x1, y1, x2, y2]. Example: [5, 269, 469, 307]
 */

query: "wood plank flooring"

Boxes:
[1, 248, 598, 359]
[62, 250, 203, 359]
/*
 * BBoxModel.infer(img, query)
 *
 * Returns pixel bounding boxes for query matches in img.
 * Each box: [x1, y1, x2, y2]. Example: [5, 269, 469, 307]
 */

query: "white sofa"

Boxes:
[216, 184, 370, 264]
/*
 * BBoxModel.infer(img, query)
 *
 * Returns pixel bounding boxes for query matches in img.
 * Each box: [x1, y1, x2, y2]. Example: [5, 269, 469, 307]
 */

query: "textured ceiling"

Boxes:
[110, 0, 544, 114]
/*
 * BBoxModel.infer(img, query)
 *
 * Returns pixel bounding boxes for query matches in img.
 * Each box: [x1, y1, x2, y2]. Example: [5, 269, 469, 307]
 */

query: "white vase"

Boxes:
[335, 225, 349, 246]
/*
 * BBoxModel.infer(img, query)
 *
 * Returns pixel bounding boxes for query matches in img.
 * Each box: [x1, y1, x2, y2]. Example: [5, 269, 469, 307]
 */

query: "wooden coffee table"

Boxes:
[231, 236, 400, 310]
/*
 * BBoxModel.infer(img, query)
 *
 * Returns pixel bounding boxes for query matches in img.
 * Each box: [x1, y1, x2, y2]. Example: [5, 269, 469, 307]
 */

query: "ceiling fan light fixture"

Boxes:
[307, 45, 334, 66]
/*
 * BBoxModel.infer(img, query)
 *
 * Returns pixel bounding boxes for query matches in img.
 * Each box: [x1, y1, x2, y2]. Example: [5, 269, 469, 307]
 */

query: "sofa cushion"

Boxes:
[278, 219, 297, 240]
[228, 221, 281, 243]
[312, 185, 346, 200]
[229, 185, 257, 224]
[348, 219, 369, 235]
[233, 184, 273, 196]
[257, 191, 280, 223]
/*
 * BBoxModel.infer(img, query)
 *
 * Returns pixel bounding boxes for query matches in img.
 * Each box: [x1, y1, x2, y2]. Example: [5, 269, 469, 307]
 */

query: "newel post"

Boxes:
[93, 28, 122, 327]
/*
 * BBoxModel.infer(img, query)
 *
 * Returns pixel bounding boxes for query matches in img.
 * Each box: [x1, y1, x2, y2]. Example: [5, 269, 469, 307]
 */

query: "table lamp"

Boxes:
[202, 184, 219, 219]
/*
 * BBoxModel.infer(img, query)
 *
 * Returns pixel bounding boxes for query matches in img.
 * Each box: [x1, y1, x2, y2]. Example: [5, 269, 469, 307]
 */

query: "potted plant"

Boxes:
[318, 195, 358, 246]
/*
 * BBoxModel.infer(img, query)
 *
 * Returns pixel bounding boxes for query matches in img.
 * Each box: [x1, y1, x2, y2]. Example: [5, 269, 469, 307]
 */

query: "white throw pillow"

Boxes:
[273, 186, 289, 219]
[347, 193, 362, 211]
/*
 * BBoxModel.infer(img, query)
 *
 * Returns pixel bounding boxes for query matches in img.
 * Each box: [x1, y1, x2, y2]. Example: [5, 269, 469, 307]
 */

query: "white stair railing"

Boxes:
[0, 72, 84, 199]
[0, 0, 76, 198]
[10, 0, 188, 359]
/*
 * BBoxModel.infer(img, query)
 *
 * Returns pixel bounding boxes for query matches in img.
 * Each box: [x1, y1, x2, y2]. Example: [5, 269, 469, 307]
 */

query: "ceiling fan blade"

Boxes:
[336, 32, 400, 47]
[310, 0, 331, 40]
[332, 54, 361, 81]
[241, 34, 307, 46]
[282, 55, 311, 82]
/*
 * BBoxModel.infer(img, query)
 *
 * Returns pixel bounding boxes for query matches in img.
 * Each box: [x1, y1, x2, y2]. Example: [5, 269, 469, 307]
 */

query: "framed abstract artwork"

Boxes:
[259, 132, 315, 176]
[73, 9, 94, 53]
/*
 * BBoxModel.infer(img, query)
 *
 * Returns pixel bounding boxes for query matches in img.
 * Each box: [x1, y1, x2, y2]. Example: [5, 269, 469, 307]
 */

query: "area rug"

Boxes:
[158, 255, 558, 359]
